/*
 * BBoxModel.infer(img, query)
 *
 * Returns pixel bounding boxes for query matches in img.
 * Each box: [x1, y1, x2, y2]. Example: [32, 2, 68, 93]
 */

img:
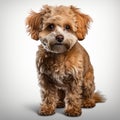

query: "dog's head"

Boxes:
[26, 5, 92, 53]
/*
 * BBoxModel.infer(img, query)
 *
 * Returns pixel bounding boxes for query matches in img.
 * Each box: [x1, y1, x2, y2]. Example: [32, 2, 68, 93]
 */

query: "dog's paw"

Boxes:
[64, 108, 82, 117]
[82, 99, 96, 108]
[39, 104, 55, 116]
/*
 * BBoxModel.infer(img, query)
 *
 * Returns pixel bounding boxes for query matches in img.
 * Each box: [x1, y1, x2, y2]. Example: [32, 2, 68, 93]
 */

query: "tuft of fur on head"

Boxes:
[26, 5, 92, 53]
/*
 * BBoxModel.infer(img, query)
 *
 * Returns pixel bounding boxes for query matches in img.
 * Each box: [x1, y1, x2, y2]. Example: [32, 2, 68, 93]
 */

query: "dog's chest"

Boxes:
[39, 55, 72, 85]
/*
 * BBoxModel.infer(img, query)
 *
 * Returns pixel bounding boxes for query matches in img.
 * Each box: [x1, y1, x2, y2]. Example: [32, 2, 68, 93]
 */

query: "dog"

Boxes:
[26, 5, 105, 116]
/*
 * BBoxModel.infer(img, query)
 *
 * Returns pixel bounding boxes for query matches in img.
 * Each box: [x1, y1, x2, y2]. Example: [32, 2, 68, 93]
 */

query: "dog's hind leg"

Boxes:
[82, 66, 96, 108]
[82, 65, 105, 108]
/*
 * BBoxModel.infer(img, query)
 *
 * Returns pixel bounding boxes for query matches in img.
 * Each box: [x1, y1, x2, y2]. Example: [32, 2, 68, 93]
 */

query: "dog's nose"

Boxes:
[56, 35, 64, 42]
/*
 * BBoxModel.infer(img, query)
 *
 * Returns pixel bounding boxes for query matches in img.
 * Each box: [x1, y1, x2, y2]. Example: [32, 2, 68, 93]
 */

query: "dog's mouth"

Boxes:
[54, 43, 63, 45]
[54, 43, 70, 48]
[50, 43, 70, 53]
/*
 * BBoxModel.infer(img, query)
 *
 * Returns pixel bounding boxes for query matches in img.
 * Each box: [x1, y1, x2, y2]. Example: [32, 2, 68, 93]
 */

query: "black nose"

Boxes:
[56, 35, 64, 42]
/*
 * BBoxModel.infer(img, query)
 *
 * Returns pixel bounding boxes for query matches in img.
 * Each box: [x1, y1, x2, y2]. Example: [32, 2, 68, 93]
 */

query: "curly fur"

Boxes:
[26, 5, 105, 116]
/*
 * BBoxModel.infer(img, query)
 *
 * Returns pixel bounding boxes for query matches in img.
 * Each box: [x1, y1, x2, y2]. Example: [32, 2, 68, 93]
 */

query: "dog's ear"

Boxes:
[71, 6, 92, 40]
[26, 11, 41, 40]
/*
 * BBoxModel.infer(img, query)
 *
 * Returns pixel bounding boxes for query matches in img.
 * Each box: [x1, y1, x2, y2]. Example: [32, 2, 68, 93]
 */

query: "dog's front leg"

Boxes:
[64, 80, 82, 116]
[39, 74, 57, 116]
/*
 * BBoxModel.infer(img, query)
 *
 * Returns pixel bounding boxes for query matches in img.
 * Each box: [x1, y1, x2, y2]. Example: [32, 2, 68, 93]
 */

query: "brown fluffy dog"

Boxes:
[26, 5, 105, 116]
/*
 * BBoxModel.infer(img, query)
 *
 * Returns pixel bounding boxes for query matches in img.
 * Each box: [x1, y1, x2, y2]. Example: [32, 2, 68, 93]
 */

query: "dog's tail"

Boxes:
[93, 91, 106, 103]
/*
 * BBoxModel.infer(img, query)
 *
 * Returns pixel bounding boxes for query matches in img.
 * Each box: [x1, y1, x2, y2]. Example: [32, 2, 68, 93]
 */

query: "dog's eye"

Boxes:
[65, 25, 71, 30]
[47, 24, 55, 31]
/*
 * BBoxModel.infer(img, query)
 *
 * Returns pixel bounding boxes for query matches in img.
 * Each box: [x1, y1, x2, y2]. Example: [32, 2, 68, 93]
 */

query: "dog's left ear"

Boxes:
[71, 6, 92, 40]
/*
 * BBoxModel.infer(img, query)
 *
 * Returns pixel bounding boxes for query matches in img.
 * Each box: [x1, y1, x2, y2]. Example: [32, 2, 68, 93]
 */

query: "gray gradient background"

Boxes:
[0, 0, 120, 120]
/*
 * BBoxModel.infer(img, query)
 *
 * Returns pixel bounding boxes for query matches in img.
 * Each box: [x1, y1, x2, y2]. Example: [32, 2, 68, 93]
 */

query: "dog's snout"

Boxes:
[56, 35, 64, 42]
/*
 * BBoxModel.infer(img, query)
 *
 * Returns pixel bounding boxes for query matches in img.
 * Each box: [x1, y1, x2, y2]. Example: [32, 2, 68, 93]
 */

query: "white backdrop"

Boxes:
[0, 0, 120, 120]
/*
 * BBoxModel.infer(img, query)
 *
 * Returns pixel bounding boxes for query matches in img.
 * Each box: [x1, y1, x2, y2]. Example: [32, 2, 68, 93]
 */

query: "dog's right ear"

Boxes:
[26, 11, 41, 40]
